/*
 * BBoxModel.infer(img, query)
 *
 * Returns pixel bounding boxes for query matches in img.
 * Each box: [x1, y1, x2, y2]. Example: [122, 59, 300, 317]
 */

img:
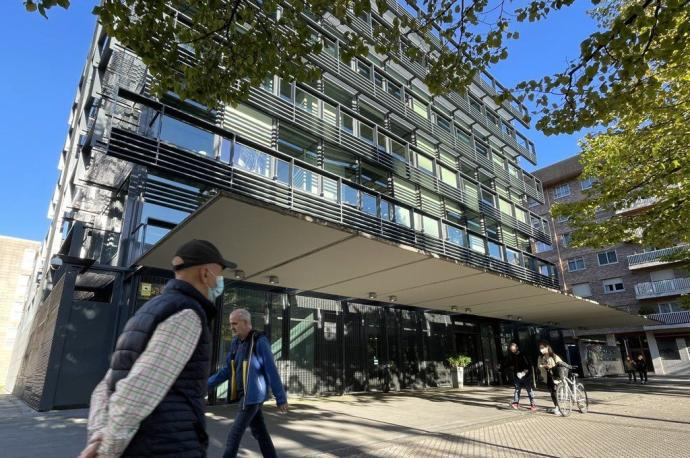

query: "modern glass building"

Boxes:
[13, 2, 646, 410]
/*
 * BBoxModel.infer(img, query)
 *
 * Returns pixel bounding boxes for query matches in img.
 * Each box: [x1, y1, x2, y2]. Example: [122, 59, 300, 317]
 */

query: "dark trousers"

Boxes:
[512, 375, 535, 404]
[223, 399, 277, 458]
[627, 370, 637, 382]
[638, 370, 648, 382]
[546, 373, 558, 407]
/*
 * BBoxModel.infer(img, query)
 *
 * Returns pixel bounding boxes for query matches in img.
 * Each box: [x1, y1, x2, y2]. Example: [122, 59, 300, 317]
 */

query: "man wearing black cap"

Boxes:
[79, 240, 236, 458]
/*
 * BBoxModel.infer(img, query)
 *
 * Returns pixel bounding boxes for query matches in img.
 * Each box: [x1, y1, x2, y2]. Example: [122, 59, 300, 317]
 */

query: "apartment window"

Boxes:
[360, 163, 389, 194]
[277, 127, 319, 166]
[567, 257, 586, 272]
[560, 232, 572, 247]
[581, 177, 594, 190]
[498, 198, 513, 217]
[658, 302, 682, 313]
[527, 197, 540, 208]
[571, 283, 592, 297]
[469, 95, 483, 114]
[488, 241, 503, 261]
[603, 277, 625, 294]
[279, 79, 293, 101]
[553, 183, 571, 199]
[394, 205, 412, 227]
[469, 234, 486, 254]
[440, 166, 457, 187]
[455, 127, 472, 147]
[323, 146, 357, 181]
[535, 241, 552, 253]
[416, 153, 434, 175]
[445, 200, 463, 224]
[445, 224, 466, 247]
[480, 189, 495, 207]
[408, 95, 429, 119]
[486, 110, 499, 126]
[505, 248, 521, 266]
[475, 141, 489, 158]
[354, 58, 372, 79]
[435, 113, 451, 132]
[295, 87, 319, 115]
[159, 115, 214, 156]
[597, 250, 618, 265]
[359, 122, 375, 144]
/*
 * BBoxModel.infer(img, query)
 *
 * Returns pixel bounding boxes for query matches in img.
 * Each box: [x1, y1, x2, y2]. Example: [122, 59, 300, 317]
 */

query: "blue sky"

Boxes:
[0, 1, 596, 242]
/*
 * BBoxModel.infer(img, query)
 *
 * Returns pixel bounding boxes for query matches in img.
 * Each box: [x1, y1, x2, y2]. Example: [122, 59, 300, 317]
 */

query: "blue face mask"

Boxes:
[208, 275, 225, 301]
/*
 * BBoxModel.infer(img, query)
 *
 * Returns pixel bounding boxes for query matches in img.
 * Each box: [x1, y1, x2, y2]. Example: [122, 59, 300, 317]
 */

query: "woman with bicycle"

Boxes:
[538, 340, 566, 415]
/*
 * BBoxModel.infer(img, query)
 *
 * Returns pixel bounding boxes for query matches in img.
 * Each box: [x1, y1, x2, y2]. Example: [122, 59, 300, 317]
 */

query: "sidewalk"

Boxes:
[1, 376, 689, 457]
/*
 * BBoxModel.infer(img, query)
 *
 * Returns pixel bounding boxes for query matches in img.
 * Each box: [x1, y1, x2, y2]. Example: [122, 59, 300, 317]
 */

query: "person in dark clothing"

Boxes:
[502, 342, 536, 411]
[636, 354, 649, 384]
[209, 308, 288, 458]
[79, 239, 236, 458]
[624, 356, 637, 383]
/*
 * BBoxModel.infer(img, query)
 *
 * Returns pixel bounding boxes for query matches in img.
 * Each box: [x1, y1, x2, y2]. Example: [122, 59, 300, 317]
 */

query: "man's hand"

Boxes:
[277, 402, 289, 414]
[78, 439, 101, 458]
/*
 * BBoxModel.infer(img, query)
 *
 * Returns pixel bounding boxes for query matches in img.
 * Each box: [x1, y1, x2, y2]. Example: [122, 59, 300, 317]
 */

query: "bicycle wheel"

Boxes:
[556, 382, 572, 416]
[576, 383, 589, 413]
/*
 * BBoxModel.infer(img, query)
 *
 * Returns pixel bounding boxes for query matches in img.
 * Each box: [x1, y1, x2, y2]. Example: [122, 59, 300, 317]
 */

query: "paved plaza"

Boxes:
[1, 376, 688, 457]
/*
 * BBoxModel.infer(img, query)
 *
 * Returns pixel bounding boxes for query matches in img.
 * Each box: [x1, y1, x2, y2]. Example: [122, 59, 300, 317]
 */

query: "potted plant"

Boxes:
[447, 355, 472, 388]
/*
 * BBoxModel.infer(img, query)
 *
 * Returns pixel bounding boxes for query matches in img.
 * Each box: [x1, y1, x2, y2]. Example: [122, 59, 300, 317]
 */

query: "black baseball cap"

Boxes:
[172, 239, 237, 271]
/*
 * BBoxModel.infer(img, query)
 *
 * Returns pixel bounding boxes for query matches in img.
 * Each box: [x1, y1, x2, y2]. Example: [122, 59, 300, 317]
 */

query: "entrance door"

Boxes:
[366, 309, 386, 391]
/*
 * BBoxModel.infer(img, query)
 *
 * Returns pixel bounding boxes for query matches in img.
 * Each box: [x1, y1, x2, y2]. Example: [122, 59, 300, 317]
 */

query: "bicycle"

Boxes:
[554, 363, 589, 417]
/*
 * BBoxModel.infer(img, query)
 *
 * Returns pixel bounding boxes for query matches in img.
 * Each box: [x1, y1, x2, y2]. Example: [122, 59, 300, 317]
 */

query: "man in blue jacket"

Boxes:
[209, 308, 288, 458]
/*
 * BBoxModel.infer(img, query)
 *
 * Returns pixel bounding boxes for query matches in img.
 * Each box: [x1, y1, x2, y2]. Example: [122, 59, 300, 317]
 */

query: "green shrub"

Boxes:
[447, 355, 472, 368]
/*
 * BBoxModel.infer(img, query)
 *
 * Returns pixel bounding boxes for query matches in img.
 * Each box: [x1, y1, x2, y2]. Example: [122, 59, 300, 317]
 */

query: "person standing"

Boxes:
[537, 340, 566, 416]
[502, 341, 537, 412]
[79, 239, 236, 458]
[635, 353, 649, 384]
[209, 308, 288, 458]
[624, 355, 637, 383]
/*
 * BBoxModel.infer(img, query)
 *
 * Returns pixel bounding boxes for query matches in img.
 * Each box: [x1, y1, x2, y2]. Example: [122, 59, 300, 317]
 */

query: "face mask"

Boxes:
[540, 348, 548, 355]
[207, 274, 225, 301]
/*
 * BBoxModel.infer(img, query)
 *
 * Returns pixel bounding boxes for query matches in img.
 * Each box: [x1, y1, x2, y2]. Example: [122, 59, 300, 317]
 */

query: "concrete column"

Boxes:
[646, 331, 664, 374]
[606, 333, 617, 346]
[676, 337, 690, 362]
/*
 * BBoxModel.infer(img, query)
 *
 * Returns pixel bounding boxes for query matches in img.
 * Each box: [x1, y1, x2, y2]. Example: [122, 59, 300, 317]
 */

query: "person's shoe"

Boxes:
[510, 402, 519, 410]
[530, 404, 537, 412]
[553, 407, 561, 416]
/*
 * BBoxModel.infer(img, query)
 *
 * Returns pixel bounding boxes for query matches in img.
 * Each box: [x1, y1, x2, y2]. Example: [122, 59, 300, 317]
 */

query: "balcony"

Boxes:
[645, 311, 690, 326]
[616, 197, 657, 215]
[635, 277, 690, 300]
[627, 245, 689, 270]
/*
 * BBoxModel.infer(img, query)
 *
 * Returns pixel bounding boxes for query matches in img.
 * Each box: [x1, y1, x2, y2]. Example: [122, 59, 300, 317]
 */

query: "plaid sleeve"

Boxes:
[97, 309, 202, 458]
[86, 369, 112, 443]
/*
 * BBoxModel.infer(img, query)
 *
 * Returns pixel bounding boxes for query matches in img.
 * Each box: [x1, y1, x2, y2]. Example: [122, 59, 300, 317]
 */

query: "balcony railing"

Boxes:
[616, 197, 657, 215]
[635, 277, 690, 299]
[645, 311, 690, 326]
[628, 245, 689, 270]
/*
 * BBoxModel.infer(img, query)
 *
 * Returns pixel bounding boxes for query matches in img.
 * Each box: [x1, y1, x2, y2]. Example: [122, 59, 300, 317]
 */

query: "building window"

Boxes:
[505, 248, 521, 266]
[468, 234, 486, 254]
[581, 177, 594, 190]
[527, 197, 540, 208]
[656, 338, 681, 360]
[556, 214, 569, 224]
[488, 241, 503, 260]
[553, 183, 571, 199]
[440, 166, 457, 187]
[416, 153, 435, 175]
[657, 302, 682, 314]
[435, 113, 451, 132]
[571, 283, 592, 297]
[535, 241, 552, 253]
[560, 232, 572, 247]
[469, 95, 483, 114]
[603, 277, 625, 294]
[445, 224, 466, 247]
[567, 257, 586, 272]
[597, 250, 618, 266]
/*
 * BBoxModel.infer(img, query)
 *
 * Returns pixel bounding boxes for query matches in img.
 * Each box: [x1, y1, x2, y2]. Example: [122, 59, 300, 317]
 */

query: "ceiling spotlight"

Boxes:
[234, 270, 245, 280]
[368, 292, 377, 300]
[268, 275, 279, 285]
[450, 305, 458, 312]
[388, 295, 398, 303]
[464, 308, 472, 314]
[517, 316, 523, 321]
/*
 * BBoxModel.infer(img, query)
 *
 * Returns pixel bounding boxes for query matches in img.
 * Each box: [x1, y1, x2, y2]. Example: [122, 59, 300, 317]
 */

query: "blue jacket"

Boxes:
[208, 330, 287, 407]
